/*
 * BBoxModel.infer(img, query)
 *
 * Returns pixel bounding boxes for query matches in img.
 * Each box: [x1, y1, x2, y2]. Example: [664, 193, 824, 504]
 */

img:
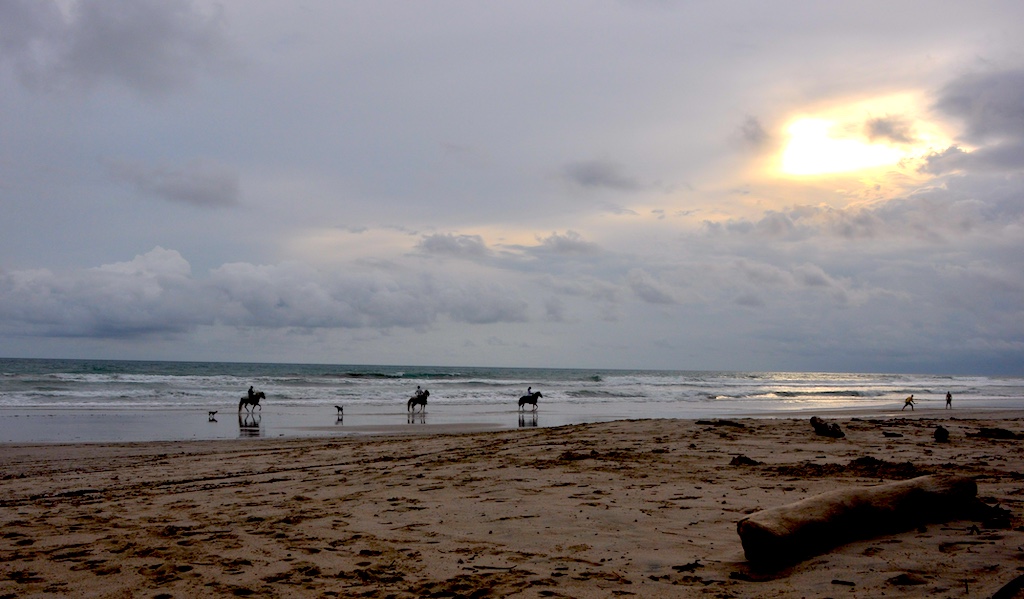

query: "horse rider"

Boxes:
[248, 385, 256, 400]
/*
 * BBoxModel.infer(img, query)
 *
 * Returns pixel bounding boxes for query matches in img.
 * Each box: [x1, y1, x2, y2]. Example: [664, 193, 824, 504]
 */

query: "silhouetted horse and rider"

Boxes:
[408, 386, 429, 412]
[519, 387, 542, 411]
[240, 385, 265, 412]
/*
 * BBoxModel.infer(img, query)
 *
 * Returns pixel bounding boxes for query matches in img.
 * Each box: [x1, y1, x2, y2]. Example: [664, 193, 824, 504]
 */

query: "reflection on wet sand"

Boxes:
[519, 412, 538, 428]
[408, 412, 426, 425]
[238, 413, 262, 437]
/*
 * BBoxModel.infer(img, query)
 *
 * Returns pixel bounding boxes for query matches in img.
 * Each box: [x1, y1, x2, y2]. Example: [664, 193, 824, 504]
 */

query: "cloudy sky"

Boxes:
[1, 1, 1022, 374]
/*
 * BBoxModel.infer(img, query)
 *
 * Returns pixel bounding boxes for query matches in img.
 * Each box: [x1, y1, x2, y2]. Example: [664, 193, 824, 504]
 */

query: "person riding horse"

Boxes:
[519, 389, 542, 411]
[240, 386, 265, 412]
[408, 387, 429, 412]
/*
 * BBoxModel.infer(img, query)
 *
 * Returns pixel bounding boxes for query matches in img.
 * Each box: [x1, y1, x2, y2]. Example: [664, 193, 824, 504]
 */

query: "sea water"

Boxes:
[1, 358, 1021, 443]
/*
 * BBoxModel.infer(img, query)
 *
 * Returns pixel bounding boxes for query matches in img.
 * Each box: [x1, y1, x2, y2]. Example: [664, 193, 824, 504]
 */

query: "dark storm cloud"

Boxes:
[924, 68, 1024, 175]
[109, 159, 241, 207]
[438, 284, 529, 324]
[865, 116, 915, 144]
[561, 160, 644, 192]
[0, 1, 62, 56]
[737, 115, 770, 148]
[923, 143, 1024, 174]
[543, 296, 567, 322]
[935, 68, 1024, 142]
[0, 0, 63, 84]
[627, 269, 676, 304]
[0, 0, 229, 95]
[921, 146, 970, 174]
[734, 292, 765, 308]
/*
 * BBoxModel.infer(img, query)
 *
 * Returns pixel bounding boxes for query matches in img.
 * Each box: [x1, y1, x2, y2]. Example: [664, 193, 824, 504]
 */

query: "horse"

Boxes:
[407, 390, 429, 413]
[518, 391, 542, 411]
[239, 391, 265, 413]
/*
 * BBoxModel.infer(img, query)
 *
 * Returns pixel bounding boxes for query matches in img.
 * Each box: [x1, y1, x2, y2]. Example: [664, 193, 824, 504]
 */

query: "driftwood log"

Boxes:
[737, 475, 977, 565]
[967, 427, 1022, 440]
[810, 416, 845, 438]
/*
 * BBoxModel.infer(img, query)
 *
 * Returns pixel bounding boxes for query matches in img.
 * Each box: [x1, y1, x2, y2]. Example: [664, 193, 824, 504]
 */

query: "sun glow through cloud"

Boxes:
[776, 93, 954, 178]
[781, 118, 906, 176]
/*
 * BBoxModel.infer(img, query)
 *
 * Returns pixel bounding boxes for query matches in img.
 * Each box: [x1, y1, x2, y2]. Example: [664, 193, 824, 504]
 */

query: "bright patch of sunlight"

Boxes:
[781, 118, 905, 175]
[777, 93, 953, 178]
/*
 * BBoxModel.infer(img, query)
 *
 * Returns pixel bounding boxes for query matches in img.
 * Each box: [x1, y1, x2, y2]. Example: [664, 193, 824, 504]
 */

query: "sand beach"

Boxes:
[2, 410, 1023, 598]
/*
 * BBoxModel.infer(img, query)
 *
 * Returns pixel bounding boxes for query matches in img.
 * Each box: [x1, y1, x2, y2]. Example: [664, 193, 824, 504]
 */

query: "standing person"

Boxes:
[902, 394, 915, 411]
[946, 391, 952, 409]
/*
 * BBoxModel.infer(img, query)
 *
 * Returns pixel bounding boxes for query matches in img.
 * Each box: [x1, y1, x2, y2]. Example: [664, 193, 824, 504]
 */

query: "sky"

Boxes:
[1, 1, 1022, 374]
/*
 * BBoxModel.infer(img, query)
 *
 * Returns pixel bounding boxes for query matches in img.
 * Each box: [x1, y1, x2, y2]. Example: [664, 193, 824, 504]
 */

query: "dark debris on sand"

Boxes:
[772, 456, 926, 480]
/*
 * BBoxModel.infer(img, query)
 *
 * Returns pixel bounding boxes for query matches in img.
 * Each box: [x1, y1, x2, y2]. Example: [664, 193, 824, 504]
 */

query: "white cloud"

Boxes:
[0, 248, 200, 337]
[0, 247, 531, 339]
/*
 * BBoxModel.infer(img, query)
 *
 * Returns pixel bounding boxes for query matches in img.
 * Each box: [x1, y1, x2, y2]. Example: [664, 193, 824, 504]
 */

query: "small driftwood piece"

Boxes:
[730, 454, 762, 466]
[810, 416, 845, 438]
[696, 419, 746, 428]
[736, 475, 977, 565]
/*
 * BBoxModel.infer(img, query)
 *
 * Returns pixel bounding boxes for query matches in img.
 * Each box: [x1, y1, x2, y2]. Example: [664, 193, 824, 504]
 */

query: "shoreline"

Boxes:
[2, 413, 1022, 597]
[2, 402, 1020, 445]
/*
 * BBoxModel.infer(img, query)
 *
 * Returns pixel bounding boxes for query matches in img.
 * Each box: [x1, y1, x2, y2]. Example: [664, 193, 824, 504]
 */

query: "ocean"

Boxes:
[1, 358, 1021, 444]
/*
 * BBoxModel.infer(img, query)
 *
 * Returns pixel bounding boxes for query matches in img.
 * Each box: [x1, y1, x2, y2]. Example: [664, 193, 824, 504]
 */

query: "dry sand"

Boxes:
[1, 412, 1023, 598]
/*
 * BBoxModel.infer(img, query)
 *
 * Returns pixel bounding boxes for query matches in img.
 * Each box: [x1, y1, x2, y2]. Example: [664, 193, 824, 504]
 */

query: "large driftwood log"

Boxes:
[737, 475, 977, 564]
[810, 416, 845, 438]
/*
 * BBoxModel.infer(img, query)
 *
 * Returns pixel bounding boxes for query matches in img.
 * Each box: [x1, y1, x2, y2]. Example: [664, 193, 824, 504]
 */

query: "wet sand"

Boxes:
[1, 411, 1023, 598]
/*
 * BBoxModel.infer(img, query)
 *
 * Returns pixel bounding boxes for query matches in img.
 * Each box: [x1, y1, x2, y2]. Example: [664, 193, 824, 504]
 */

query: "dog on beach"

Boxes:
[335, 405, 344, 415]
[208, 410, 218, 421]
